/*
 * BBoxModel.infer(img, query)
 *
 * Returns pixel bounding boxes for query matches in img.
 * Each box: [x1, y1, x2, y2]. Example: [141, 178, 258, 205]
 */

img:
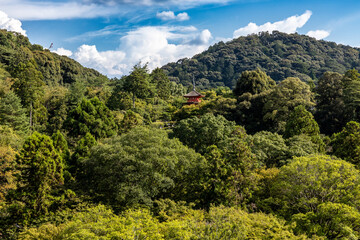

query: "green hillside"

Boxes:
[162, 31, 360, 88]
[0, 29, 107, 86]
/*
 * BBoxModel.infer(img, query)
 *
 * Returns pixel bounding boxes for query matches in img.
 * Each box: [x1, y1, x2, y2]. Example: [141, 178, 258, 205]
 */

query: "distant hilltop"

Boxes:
[162, 31, 360, 89]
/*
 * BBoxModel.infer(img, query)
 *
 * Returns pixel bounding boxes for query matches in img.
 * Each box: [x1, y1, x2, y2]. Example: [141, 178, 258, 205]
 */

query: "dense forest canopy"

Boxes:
[162, 31, 360, 89]
[3, 29, 360, 239]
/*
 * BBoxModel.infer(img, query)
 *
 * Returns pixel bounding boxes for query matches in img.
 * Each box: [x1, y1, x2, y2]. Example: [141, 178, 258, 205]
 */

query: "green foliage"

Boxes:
[0, 125, 23, 150]
[343, 69, 360, 121]
[11, 132, 64, 219]
[118, 110, 143, 134]
[0, 145, 17, 203]
[292, 202, 360, 239]
[151, 68, 171, 100]
[163, 31, 360, 88]
[250, 131, 288, 167]
[172, 113, 236, 153]
[19, 204, 303, 240]
[123, 64, 154, 107]
[263, 77, 315, 132]
[284, 105, 324, 152]
[332, 121, 360, 165]
[267, 155, 360, 218]
[51, 131, 69, 162]
[284, 106, 320, 138]
[9, 60, 45, 108]
[64, 97, 117, 140]
[203, 126, 257, 207]
[45, 86, 68, 134]
[0, 91, 29, 134]
[233, 69, 276, 133]
[82, 127, 207, 210]
[69, 132, 97, 177]
[315, 72, 346, 134]
[285, 134, 319, 158]
[233, 68, 276, 96]
[216, 126, 260, 206]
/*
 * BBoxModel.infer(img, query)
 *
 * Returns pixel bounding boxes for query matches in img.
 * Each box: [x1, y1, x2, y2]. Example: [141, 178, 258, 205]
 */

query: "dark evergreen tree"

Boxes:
[11, 132, 64, 219]
[234, 69, 275, 133]
[315, 72, 345, 134]
[150, 68, 171, 100]
[0, 91, 29, 134]
[64, 97, 117, 140]
[123, 64, 154, 108]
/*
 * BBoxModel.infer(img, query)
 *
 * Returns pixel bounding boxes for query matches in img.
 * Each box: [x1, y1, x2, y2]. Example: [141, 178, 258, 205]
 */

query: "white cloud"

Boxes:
[176, 12, 190, 21]
[0, 1, 119, 20]
[0, 10, 26, 35]
[306, 30, 330, 40]
[233, 10, 312, 38]
[83, 0, 230, 7]
[75, 45, 127, 76]
[52, 48, 73, 57]
[74, 26, 212, 76]
[0, 0, 228, 20]
[157, 11, 176, 20]
[156, 11, 190, 21]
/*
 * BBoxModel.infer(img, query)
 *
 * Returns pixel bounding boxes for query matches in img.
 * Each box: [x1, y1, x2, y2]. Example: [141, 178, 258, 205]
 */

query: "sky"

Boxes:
[0, 0, 360, 77]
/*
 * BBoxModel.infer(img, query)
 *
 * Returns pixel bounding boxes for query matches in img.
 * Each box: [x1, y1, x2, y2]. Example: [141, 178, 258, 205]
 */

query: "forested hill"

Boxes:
[0, 29, 107, 86]
[162, 31, 360, 89]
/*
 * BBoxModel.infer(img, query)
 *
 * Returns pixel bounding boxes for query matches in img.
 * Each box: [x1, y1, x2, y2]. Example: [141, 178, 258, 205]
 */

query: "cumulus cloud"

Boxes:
[0, 10, 26, 35]
[74, 26, 212, 76]
[75, 45, 127, 76]
[52, 48, 73, 57]
[233, 10, 312, 38]
[156, 11, 189, 21]
[306, 30, 330, 40]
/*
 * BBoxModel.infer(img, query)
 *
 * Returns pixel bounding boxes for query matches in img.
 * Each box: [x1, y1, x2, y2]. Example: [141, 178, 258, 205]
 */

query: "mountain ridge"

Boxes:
[162, 31, 360, 89]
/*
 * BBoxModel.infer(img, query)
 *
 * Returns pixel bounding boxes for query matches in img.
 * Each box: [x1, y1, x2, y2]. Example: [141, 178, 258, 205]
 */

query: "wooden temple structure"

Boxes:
[183, 78, 204, 105]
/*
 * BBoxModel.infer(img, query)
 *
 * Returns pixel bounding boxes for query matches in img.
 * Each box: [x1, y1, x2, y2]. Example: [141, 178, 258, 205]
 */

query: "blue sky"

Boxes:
[0, 0, 360, 77]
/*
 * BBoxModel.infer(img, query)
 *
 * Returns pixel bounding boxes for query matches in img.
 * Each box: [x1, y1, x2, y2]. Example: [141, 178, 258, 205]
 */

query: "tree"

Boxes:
[267, 155, 360, 218]
[292, 202, 360, 239]
[123, 64, 154, 108]
[233, 69, 275, 96]
[0, 91, 29, 134]
[217, 126, 259, 207]
[10, 60, 44, 108]
[45, 86, 68, 134]
[64, 97, 117, 140]
[69, 132, 97, 176]
[51, 131, 69, 162]
[172, 113, 236, 154]
[331, 121, 360, 165]
[343, 69, 360, 122]
[151, 68, 171, 100]
[0, 145, 17, 203]
[19, 204, 303, 240]
[234, 69, 275, 133]
[315, 72, 346, 134]
[11, 132, 64, 219]
[250, 131, 288, 167]
[284, 105, 324, 152]
[82, 127, 207, 210]
[263, 77, 315, 133]
[285, 134, 319, 159]
[119, 110, 143, 134]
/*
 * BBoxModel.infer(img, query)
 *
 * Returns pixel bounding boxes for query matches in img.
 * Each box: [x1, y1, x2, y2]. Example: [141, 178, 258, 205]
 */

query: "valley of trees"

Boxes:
[2, 29, 360, 239]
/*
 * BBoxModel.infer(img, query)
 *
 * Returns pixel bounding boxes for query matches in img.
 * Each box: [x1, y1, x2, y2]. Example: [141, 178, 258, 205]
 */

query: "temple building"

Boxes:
[183, 88, 204, 105]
